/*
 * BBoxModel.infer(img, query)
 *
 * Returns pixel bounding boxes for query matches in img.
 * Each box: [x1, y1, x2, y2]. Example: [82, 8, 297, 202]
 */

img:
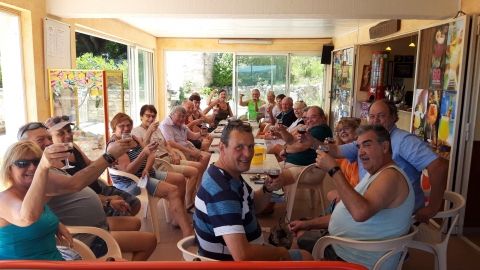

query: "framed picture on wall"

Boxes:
[360, 64, 371, 91]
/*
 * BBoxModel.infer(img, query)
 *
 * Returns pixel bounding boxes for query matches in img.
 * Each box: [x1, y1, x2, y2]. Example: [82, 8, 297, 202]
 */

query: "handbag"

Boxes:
[268, 216, 293, 249]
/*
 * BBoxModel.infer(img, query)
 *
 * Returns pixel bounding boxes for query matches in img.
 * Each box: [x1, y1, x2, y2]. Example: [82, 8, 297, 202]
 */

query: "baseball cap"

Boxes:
[44, 115, 74, 131]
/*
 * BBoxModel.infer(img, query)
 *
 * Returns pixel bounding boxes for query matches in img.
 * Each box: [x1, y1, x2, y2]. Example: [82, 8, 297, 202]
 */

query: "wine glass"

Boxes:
[265, 168, 281, 180]
[277, 118, 283, 125]
[122, 133, 133, 152]
[121, 133, 132, 140]
[297, 126, 307, 135]
[61, 142, 75, 170]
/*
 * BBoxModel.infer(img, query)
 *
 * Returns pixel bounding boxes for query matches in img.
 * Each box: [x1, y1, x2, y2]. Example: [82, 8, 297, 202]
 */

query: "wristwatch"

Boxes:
[102, 152, 116, 164]
[262, 184, 272, 194]
[328, 166, 341, 177]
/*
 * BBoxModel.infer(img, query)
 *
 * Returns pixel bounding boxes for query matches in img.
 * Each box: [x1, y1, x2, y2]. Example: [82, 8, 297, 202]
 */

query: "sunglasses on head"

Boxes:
[18, 122, 47, 139]
[51, 115, 70, 124]
[227, 120, 251, 127]
[13, 159, 41, 168]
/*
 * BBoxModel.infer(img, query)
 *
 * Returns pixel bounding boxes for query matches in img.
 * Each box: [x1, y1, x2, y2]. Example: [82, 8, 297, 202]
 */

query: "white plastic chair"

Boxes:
[66, 226, 123, 260]
[108, 167, 170, 243]
[285, 164, 326, 221]
[176, 235, 217, 261]
[408, 191, 466, 270]
[312, 226, 418, 270]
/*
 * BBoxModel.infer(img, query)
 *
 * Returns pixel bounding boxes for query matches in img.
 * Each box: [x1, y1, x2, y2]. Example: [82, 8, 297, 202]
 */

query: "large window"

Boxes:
[289, 55, 325, 107]
[165, 52, 325, 119]
[0, 11, 26, 156]
[76, 32, 155, 125]
[165, 52, 233, 115]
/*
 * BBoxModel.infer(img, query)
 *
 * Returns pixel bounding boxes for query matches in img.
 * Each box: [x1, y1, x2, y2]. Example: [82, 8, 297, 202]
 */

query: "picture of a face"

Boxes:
[435, 29, 446, 45]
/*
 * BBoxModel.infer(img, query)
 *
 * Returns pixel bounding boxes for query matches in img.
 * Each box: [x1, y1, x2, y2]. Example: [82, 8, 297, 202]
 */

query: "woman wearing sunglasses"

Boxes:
[0, 141, 72, 260]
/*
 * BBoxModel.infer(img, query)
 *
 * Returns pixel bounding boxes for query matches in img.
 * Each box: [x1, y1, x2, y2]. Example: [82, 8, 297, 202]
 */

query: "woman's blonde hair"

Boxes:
[0, 141, 43, 191]
[335, 117, 361, 145]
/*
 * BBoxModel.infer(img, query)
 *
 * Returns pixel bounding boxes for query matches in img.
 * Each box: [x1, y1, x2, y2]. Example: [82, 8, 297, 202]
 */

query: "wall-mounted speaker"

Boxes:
[321, 45, 334, 65]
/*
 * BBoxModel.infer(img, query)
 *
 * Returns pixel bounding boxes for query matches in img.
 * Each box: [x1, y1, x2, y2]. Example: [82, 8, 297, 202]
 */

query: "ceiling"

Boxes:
[46, 0, 458, 39]
[117, 18, 380, 38]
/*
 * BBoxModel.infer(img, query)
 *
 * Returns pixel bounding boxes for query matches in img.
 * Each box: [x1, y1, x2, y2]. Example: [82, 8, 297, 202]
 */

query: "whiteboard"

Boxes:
[43, 17, 71, 69]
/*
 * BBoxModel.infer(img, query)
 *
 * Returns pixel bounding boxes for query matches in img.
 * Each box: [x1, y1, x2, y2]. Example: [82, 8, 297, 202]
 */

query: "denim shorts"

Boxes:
[146, 170, 168, 196]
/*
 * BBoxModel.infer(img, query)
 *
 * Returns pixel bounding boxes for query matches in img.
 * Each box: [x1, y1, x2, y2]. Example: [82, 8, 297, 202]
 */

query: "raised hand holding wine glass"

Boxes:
[61, 142, 75, 169]
[265, 168, 282, 191]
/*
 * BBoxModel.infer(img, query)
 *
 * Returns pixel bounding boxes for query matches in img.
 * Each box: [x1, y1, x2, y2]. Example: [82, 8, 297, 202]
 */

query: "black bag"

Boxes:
[297, 229, 329, 253]
[268, 216, 293, 249]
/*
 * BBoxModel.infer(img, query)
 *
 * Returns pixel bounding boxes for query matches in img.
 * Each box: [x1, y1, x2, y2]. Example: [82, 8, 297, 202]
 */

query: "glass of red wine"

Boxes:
[61, 142, 75, 170]
[266, 168, 281, 179]
[297, 126, 307, 134]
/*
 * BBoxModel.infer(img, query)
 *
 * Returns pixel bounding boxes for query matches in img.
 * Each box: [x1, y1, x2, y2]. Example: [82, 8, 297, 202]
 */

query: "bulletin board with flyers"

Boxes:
[411, 17, 468, 161]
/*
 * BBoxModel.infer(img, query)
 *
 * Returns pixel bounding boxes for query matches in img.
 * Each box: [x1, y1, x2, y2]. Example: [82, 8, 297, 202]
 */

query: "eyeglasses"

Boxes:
[17, 122, 47, 140]
[13, 159, 41, 168]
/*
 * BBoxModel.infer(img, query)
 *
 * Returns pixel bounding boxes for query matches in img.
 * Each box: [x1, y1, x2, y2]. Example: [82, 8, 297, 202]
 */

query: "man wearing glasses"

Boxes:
[275, 106, 333, 186]
[193, 120, 312, 261]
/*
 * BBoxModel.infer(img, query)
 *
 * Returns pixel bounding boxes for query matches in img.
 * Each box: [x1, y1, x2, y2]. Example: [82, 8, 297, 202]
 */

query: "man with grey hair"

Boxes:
[160, 105, 211, 170]
[273, 97, 297, 127]
[289, 124, 414, 269]
[239, 88, 265, 121]
[275, 106, 332, 186]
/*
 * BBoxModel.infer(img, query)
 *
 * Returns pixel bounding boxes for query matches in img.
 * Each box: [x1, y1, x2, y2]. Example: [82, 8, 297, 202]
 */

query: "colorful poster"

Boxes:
[430, 24, 449, 90]
[437, 91, 456, 159]
[424, 90, 441, 148]
[412, 89, 428, 137]
[443, 20, 465, 91]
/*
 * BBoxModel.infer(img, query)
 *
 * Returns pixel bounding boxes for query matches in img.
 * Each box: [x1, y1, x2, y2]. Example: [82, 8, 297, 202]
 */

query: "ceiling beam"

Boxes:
[47, 0, 459, 20]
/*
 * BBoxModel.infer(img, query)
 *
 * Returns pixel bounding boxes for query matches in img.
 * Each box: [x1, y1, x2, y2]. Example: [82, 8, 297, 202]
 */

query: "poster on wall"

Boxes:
[412, 89, 428, 137]
[430, 24, 449, 90]
[48, 69, 106, 160]
[443, 20, 465, 91]
[437, 90, 456, 159]
[424, 90, 441, 148]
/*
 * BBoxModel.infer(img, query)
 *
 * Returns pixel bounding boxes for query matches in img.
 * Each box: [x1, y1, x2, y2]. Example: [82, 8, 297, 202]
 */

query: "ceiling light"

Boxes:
[218, 39, 273, 45]
[409, 42, 416, 47]
[385, 46, 392, 51]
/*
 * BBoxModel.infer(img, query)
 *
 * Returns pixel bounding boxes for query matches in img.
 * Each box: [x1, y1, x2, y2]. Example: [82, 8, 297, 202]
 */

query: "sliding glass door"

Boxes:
[235, 54, 288, 118]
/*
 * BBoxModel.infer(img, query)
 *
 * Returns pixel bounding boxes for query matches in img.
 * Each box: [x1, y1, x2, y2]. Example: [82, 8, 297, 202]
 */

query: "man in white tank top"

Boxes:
[289, 125, 414, 269]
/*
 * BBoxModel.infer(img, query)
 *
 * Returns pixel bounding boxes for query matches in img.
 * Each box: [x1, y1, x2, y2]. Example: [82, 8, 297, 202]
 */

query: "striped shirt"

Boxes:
[193, 164, 263, 260]
[107, 136, 154, 195]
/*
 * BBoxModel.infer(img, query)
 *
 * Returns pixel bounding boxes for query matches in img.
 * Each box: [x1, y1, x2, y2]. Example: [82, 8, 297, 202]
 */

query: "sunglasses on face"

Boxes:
[13, 159, 41, 168]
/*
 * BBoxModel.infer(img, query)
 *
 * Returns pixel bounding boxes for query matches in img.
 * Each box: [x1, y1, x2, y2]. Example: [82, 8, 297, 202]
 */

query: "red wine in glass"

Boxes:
[298, 127, 307, 134]
[266, 169, 280, 179]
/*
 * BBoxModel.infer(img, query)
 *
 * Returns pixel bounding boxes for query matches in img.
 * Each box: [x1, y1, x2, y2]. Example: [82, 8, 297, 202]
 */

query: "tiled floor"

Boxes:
[144, 189, 480, 269]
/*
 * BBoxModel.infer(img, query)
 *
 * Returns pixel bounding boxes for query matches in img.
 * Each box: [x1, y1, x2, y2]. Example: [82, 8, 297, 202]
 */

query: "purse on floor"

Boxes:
[268, 215, 293, 249]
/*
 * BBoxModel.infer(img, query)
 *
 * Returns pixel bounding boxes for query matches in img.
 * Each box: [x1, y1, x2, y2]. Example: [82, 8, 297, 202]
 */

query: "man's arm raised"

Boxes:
[46, 139, 132, 195]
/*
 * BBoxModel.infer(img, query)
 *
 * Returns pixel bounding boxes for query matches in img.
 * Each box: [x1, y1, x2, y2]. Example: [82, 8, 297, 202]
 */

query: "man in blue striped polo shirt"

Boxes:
[193, 120, 312, 261]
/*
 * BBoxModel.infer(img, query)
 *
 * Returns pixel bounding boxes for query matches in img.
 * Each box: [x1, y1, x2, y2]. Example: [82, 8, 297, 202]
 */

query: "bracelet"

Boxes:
[262, 184, 272, 193]
[328, 166, 341, 177]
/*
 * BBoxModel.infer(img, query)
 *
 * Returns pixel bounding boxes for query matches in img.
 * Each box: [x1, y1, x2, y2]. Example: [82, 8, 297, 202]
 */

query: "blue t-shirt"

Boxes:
[340, 125, 438, 210]
[193, 164, 263, 260]
[286, 124, 333, 166]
